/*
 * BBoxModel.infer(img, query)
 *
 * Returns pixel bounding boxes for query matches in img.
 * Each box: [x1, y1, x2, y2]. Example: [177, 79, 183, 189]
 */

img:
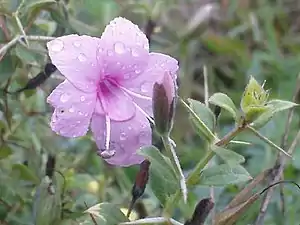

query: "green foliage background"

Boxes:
[1, 0, 300, 224]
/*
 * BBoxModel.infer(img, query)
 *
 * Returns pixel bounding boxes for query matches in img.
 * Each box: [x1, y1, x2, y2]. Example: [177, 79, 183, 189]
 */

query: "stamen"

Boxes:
[119, 85, 152, 100]
[105, 115, 111, 150]
[133, 102, 155, 125]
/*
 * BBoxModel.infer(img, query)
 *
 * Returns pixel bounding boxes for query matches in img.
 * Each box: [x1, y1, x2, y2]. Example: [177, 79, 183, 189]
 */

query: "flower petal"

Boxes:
[120, 53, 179, 116]
[47, 80, 96, 137]
[47, 35, 101, 92]
[91, 110, 151, 167]
[98, 80, 135, 121]
[97, 17, 149, 81]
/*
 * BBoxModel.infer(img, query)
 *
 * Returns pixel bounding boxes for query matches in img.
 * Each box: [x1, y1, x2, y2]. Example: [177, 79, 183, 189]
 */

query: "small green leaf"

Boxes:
[212, 146, 245, 166]
[188, 99, 216, 131]
[250, 109, 274, 129]
[25, 0, 57, 24]
[200, 164, 252, 186]
[0, 145, 13, 159]
[180, 98, 215, 142]
[267, 99, 298, 113]
[11, 164, 39, 184]
[138, 146, 179, 206]
[250, 99, 298, 129]
[33, 176, 62, 225]
[209, 93, 238, 120]
[85, 203, 129, 225]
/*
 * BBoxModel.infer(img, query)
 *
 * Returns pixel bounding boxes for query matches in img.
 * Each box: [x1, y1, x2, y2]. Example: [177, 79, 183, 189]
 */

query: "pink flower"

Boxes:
[46, 17, 179, 166]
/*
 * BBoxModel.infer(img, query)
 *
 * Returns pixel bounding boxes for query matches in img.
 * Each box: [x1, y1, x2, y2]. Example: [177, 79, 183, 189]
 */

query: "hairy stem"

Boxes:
[162, 136, 187, 204]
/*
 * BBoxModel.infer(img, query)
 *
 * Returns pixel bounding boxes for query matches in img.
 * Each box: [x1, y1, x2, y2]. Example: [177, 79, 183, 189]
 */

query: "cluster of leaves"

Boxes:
[1, 0, 300, 225]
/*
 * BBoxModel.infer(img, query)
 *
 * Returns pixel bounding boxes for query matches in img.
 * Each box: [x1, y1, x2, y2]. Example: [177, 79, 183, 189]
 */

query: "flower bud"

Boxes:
[152, 71, 177, 136]
[184, 198, 214, 225]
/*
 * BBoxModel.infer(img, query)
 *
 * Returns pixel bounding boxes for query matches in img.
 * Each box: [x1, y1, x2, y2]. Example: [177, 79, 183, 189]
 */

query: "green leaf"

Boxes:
[11, 164, 39, 184]
[0, 54, 19, 82]
[200, 164, 252, 186]
[85, 203, 129, 225]
[267, 99, 298, 113]
[188, 98, 216, 131]
[212, 146, 245, 166]
[33, 176, 62, 225]
[250, 99, 298, 129]
[138, 146, 179, 206]
[0, 145, 13, 159]
[250, 109, 274, 129]
[180, 98, 215, 141]
[25, 0, 57, 23]
[208, 93, 238, 120]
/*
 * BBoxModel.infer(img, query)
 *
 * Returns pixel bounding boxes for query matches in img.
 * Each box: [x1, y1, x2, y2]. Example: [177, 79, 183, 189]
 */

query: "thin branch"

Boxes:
[254, 75, 300, 225]
[203, 65, 215, 223]
[0, 35, 55, 57]
[162, 136, 187, 203]
[247, 126, 291, 158]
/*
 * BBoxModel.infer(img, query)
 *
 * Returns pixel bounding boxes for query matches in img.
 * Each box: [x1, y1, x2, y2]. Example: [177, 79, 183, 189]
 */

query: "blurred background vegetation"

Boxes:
[1, 0, 300, 224]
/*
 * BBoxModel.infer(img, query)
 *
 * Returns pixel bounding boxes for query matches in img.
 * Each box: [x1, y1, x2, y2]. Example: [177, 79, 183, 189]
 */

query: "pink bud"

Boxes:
[152, 71, 177, 136]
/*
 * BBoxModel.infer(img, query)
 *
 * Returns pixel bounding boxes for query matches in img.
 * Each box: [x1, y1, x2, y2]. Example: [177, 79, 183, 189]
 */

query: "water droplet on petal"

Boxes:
[131, 48, 139, 57]
[141, 82, 151, 93]
[98, 150, 116, 159]
[114, 42, 125, 54]
[50, 39, 64, 52]
[84, 112, 89, 117]
[80, 96, 85, 102]
[60, 93, 70, 103]
[135, 69, 141, 74]
[128, 126, 132, 130]
[138, 132, 149, 144]
[79, 111, 83, 116]
[78, 53, 87, 62]
[73, 41, 81, 47]
[69, 107, 75, 113]
[120, 132, 127, 141]
[107, 50, 113, 56]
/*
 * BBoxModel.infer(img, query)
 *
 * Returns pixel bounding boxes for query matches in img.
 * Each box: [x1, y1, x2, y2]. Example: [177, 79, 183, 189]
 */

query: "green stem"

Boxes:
[247, 126, 292, 158]
[164, 124, 246, 215]
[162, 136, 187, 203]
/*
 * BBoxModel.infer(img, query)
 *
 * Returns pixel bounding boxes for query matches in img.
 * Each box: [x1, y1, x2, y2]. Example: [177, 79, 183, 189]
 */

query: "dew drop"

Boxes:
[69, 107, 75, 113]
[60, 93, 70, 103]
[140, 82, 150, 93]
[73, 41, 81, 47]
[138, 132, 149, 143]
[107, 50, 113, 56]
[135, 69, 141, 74]
[78, 53, 87, 62]
[98, 150, 116, 159]
[120, 132, 127, 141]
[114, 42, 125, 54]
[84, 112, 89, 117]
[80, 96, 86, 102]
[79, 111, 83, 116]
[131, 48, 139, 57]
[50, 39, 64, 52]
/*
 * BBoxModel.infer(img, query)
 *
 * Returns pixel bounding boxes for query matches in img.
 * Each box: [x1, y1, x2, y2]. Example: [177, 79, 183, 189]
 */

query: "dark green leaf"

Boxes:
[200, 164, 252, 186]
[0, 144, 13, 159]
[138, 146, 179, 206]
[11, 163, 39, 184]
[212, 146, 245, 166]
[209, 93, 238, 120]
